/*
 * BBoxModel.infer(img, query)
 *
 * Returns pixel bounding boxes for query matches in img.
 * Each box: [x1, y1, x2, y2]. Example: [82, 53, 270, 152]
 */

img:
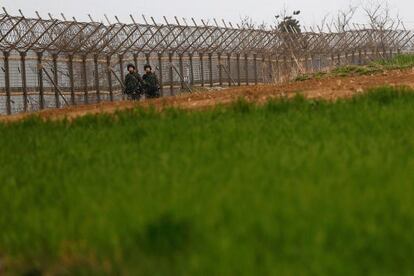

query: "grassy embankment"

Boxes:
[295, 53, 414, 81]
[1, 86, 414, 275]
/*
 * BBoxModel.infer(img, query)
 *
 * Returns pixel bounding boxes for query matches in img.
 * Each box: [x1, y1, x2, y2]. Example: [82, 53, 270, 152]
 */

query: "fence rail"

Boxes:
[1, 10, 414, 115]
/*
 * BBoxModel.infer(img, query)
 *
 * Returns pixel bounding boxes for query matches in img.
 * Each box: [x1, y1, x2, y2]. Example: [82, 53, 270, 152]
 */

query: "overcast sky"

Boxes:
[1, 0, 413, 28]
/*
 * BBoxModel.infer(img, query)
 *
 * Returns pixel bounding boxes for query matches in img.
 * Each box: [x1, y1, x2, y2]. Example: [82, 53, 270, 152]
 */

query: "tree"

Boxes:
[277, 14, 301, 33]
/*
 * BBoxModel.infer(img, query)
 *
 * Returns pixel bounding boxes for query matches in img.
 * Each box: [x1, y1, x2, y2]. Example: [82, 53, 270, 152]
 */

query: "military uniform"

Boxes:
[142, 72, 160, 99]
[124, 72, 143, 100]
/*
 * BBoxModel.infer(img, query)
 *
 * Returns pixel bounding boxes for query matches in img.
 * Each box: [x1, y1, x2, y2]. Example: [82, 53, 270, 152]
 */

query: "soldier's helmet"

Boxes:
[127, 64, 136, 70]
[144, 64, 152, 71]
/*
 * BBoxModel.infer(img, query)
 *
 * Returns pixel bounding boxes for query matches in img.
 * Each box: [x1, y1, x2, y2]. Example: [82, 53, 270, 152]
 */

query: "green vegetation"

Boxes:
[1, 87, 414, 275]
[376, 53, 414, 69]
[295, 54, 414, 81]
[330, 64, 382, 77]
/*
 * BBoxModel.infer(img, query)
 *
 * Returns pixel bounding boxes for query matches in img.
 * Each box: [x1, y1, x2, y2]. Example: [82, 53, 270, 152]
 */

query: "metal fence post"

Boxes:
[236, 53, 241, 86]
[364, 48, 368, 64]
[118, 54, 125, 85]
[261, 55, 266, 82]
[283, 56, 288, 81]
[304, 54, 310, 73]
[145, 53, 150, 67]
[227, 53, 232, 86]
[52, 54, 60, 108]
[106, 55, 114, 102]
[268, 56, 273, 83]
[169, 52, 174, 96]
[179, 53, 184, 89]
[189, 53, 194, 86]
[82, 55, 88, 104]
[208, 53, 213, 87]
[244, 54, 249, 85]
[253, 54, 258, 85]
[133, 53, 138, 71]
[68, 54, 75, 105]
[94, 54, 101, 103]
[199, 52, 205, 87]
[37, 52, 45, 110]
[312, 54, 317, 73]
[3, 51, 11, 115]
[218, 52, 223, 86]
[20, 52, 28, 112]
[158, 52, 164, 96]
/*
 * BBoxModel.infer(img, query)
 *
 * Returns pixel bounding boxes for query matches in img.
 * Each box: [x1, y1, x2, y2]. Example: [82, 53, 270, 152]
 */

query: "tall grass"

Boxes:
[376, 53, 414, 69]
[1, 87, 414, 275]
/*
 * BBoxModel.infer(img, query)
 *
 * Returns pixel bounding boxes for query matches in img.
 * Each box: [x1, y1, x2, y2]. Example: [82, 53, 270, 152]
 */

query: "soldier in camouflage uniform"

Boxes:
[124, 64, 143, 100]
[142, 64, 160, 99]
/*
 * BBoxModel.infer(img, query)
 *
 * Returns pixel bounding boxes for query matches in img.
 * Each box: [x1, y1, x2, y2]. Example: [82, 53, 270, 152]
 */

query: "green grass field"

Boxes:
[1, 87, 414, 275]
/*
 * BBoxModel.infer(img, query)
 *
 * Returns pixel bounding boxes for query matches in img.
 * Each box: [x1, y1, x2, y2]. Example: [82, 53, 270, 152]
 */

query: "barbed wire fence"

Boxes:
[1, 8, 414, 115]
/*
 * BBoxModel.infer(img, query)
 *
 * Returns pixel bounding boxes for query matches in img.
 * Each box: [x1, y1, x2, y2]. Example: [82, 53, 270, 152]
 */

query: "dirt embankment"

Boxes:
[1, 68, 414, 122]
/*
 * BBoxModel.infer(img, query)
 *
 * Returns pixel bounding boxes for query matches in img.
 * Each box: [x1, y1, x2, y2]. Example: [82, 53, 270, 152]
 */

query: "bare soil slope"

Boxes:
[2, 68, 414, 122]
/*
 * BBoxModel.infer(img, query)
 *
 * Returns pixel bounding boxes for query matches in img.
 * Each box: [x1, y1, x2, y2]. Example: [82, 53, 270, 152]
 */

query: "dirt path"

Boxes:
[1, 68, 414, 122]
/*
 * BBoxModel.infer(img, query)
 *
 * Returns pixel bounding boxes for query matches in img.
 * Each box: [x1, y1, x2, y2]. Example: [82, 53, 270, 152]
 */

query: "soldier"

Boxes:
[124, 64, 143, 100]
[142, 64, 160, 99]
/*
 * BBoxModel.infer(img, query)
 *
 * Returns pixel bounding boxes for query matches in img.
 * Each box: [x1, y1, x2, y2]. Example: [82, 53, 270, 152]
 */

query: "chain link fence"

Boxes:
[1, 12, 414, 115]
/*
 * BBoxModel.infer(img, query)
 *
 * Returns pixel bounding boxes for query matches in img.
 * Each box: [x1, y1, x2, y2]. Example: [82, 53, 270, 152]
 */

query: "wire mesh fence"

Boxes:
[1, 10, 414, 115]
